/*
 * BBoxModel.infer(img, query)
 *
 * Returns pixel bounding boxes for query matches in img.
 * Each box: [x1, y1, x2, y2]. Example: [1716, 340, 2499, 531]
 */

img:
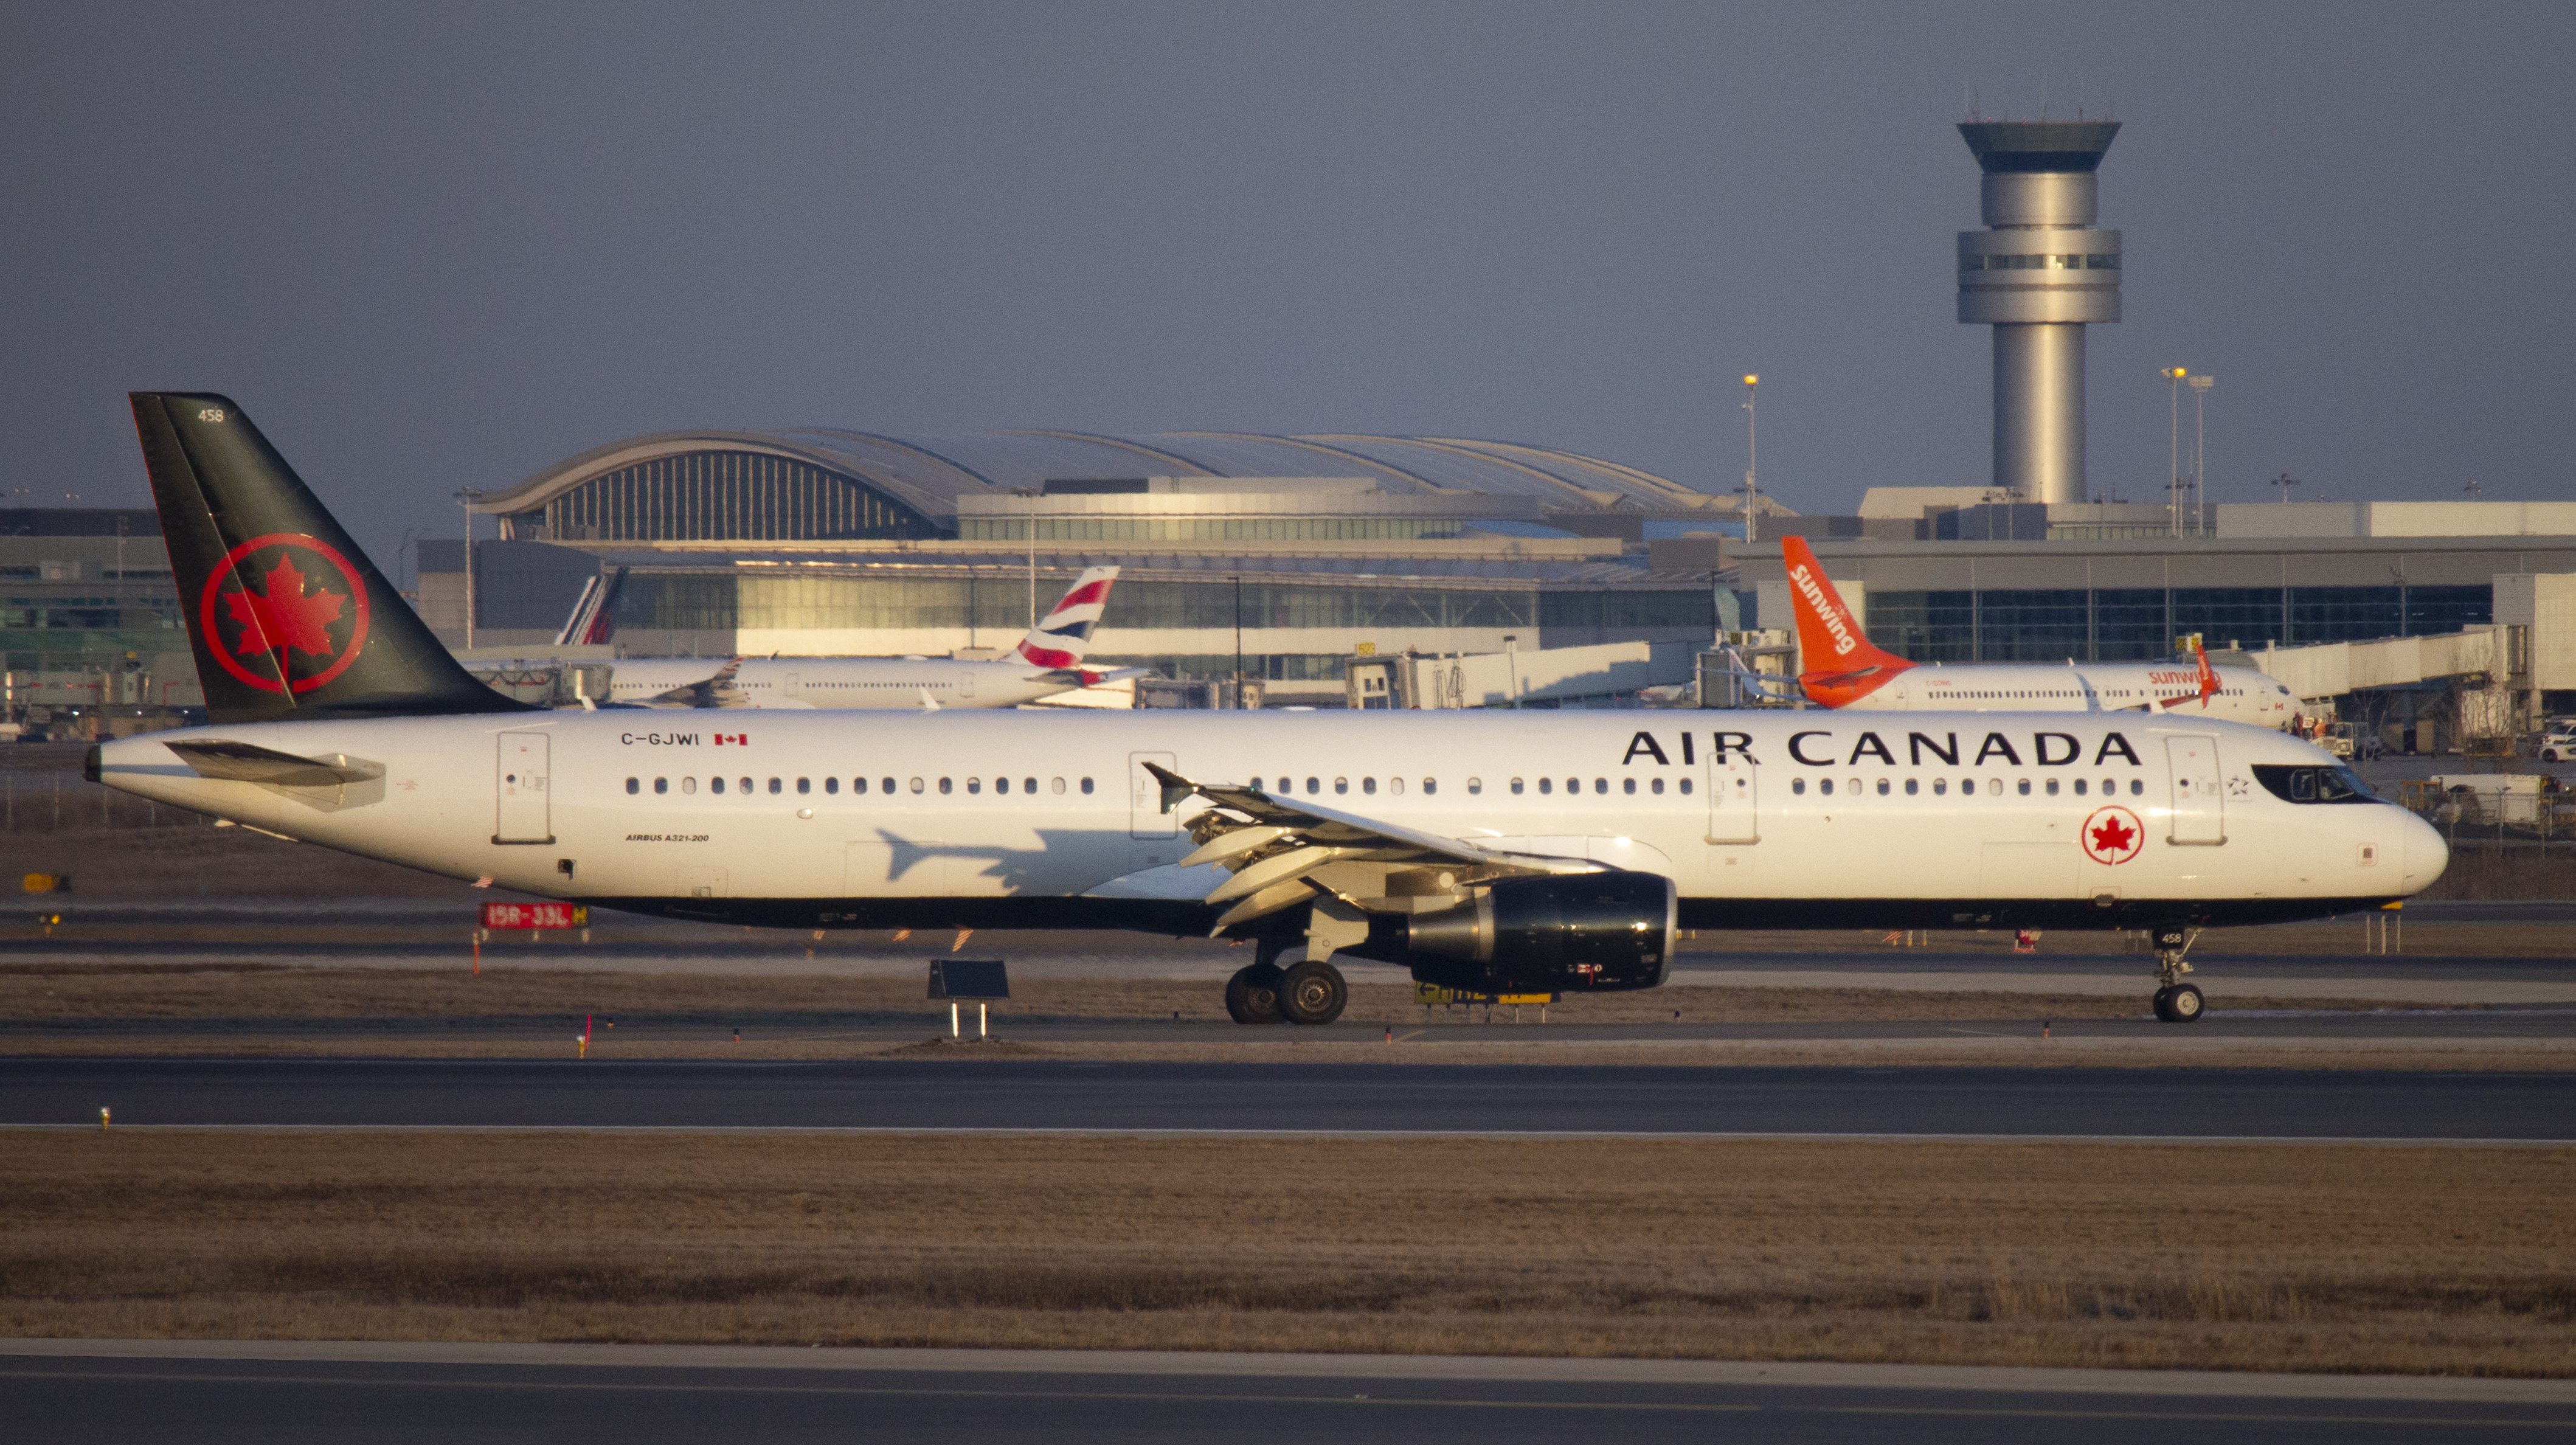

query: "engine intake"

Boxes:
[1404, 870, 1674, 994]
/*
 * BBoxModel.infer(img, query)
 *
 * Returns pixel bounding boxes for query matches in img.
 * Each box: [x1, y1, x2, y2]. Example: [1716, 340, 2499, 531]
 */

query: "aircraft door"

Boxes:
[2165, 734, 2226, 844]
[956, 668, 975, 699]
[782, 671, 801, 704]
[1129, 750, 1178, 839]
[494, 732, 553, 844]
[1705, 749, 1759, 844]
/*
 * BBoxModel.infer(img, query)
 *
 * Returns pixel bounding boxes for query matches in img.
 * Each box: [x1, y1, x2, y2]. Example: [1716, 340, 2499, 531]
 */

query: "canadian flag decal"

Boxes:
[713, 733, 748, 746]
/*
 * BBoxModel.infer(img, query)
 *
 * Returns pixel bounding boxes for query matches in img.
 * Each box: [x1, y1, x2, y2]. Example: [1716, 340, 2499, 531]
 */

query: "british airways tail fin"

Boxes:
[1009, 566, 1120, 669]
[128, 393, 533, 725]
[1793, 538, 1916, 701]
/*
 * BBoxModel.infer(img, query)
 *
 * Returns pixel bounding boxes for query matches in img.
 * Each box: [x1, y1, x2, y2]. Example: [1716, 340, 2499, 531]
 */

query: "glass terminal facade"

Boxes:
[1867, 585, 2493, 663]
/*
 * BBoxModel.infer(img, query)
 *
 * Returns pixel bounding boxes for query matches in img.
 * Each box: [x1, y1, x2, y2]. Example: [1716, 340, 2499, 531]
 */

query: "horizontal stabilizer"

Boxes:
[167, 738, 386, 788]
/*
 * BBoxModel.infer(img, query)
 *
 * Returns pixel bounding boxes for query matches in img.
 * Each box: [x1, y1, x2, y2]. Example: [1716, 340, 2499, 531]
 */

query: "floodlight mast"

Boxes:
[1958, 120, 2122, 507]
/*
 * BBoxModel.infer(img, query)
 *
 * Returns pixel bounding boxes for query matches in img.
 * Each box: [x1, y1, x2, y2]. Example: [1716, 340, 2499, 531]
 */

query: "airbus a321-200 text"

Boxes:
[92, 395, 2445, 1026]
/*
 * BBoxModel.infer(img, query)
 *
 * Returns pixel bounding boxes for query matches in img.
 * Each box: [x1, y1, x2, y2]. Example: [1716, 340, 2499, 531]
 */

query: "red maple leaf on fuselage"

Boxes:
[2090, 815, 2137, 856]
[224, 556, 347, 659]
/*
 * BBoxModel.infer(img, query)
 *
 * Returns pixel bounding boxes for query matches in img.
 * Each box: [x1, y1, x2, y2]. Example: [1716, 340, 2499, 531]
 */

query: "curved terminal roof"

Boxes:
[479, 428, 1726, 538]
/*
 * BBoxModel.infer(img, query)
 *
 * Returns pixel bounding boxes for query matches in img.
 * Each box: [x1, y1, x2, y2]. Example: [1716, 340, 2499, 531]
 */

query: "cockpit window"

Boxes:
[2252, 764, 2380, 804]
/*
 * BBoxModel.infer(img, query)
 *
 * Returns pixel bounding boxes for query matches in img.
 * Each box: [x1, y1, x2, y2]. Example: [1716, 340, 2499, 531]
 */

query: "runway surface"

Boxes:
[7, 1058, 2572, 1139]
[4, 1342, 2568, 1444]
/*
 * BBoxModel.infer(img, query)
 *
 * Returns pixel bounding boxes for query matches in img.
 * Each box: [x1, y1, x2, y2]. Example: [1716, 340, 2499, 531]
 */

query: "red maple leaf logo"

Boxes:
[2089, 814, 2137, 856]
[223, 556, 347, 659]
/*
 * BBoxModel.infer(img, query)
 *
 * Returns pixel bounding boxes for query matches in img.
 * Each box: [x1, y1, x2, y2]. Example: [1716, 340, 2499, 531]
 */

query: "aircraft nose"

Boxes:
[2399, 809, 2450, 893]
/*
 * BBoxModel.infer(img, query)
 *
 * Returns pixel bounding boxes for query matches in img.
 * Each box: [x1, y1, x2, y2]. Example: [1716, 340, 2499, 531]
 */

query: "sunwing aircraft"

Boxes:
[1773, 535, 2299, 727]
[576, 566, 1148, 710]
[93, 394, 2443, 1027]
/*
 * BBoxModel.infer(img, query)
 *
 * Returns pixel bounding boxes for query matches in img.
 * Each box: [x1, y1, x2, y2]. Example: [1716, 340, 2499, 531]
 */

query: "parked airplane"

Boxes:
[95, 394, 2443, 1027]
[583, 567, 1148, 710]
[1775, 535, 2298, 727]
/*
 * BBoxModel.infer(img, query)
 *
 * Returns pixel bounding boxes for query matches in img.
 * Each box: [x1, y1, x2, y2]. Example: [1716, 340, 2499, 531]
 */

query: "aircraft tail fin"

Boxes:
[1780, 536, 1910, 681]
[555, 567, 625, 646]
[1009, 566, 1120, 668]
[128, 393, 533, 724]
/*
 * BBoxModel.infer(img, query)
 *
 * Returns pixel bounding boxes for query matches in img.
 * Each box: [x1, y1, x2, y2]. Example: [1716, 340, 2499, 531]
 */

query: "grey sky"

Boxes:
[9, 2, 2571, 570]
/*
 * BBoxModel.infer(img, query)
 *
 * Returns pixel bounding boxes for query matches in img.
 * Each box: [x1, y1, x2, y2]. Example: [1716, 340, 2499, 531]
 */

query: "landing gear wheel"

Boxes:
[2151, 986, 2176, 1022]
[2165, 982, 2205, 1023]
[1225, 963, 1286, 1025]
[1278, 960, 1348, 1026]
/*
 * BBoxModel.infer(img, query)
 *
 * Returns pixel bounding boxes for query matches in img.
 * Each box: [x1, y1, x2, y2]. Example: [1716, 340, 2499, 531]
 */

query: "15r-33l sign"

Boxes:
[482, 903, 588, 930]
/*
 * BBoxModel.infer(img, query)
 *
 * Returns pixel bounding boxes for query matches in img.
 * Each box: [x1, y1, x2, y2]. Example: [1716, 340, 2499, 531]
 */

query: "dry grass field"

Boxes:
[2, 1131, 2569, 1375]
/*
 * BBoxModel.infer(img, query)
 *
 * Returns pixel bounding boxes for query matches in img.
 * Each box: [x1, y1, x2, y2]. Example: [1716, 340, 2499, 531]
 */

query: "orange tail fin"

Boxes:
[1781, 536, 1911, 680]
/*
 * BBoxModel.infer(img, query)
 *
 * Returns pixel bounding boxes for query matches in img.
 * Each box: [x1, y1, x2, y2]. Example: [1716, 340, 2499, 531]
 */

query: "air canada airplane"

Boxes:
[1778, 536, 2299, 728]
[92, 394, 2443, 1027]
[578, 568, 1151, 710]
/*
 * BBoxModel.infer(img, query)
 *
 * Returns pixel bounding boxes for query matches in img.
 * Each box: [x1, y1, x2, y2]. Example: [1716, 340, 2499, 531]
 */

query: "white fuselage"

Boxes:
[1844, 664, 2295, 729]
[603, 656, 1090, 710]
[95, 709, 2440, 929]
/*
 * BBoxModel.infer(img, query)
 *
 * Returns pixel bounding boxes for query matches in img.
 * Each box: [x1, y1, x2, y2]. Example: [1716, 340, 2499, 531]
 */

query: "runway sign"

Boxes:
[481, 902, 588, 930]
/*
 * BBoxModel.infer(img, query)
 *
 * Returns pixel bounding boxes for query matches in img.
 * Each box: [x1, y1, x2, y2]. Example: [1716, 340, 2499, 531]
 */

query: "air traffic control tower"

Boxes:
[1957, 121, 2122, 505]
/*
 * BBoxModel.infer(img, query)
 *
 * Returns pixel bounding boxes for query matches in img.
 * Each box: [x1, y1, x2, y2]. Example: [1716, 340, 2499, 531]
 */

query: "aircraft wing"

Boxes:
[1034, 665, 1154, 688]
[646, 657, 744, 708]
[1142, 762, 1602, 932]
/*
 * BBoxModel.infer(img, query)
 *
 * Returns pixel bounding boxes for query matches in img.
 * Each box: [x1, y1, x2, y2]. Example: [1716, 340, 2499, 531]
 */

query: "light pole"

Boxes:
[1008, 487, 1039, 628]
[454, 488, 482, 648]
[2187, 374, 2213, 535]
[2162, 367, 2186, 536]
[2271, 472, 2299, 505]
[1231, 573, 1244, 709]
[1737, 375, 1760, 546]
[1504, 634, 1521, 710]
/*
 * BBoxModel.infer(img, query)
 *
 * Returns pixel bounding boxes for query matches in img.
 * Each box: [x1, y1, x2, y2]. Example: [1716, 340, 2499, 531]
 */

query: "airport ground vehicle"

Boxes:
[94, 394, 2447, 1025]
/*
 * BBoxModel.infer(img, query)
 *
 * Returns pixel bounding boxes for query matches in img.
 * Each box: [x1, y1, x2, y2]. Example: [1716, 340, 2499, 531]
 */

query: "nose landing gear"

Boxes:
[2149, 926, 2206, 1024]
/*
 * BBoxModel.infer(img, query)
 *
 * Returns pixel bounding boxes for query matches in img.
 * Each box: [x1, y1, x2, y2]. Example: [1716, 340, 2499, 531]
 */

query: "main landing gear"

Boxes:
[1225, 937, 1349, 1026]
[2149, 926, 2205, 1024]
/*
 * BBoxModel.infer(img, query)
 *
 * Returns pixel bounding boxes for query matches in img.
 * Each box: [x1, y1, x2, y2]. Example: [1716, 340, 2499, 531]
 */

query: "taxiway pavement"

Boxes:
[5, 1058, 2571, 1139]
[3, 1341, 2567, 1444]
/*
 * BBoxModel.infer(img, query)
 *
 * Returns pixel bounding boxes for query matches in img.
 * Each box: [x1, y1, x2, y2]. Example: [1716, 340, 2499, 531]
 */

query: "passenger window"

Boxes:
[1847, 778, 1860, 795]
[1593, 778, 1607, 795]
[1508, 778, 1520, 794]
[1649, 777, 1663, 795]
[940, 778, 954, 794]
[1933, 778, 1946, 795]
[1306, 777, 1320, 795]
[909, 777, 925, 794]
[712, 777, 727, 795]
[739, 777, 752, 795]
[1335, 778, 1349, 795]
[1025, 777, 1037, 794]
[2045, 778, 2058, 796]
[1678, 778, 1692, 794]
[767, 777, 783, 795]
[2128, 779, 2143, 796]
[1539, 778, 1553, 795]
[1623, 777, 1636, 795]
[2072, 779, 2086, 796]
[2017, 779, 2031, 796]
[966, 778, 981, 794]
[1818, 779, 1833, 795]
[625, 777, 639, 795]
[1567, 778, 1581, 794]
[881, 778, 896, 795]
[1793, 778, 1807, 795]
[1466, 777, 1480, 795]
[681, 777, 698, 795]
[1389, 777, 1404, 795]
[1988, 779, 2003, 796]
[826, 777, 839, 795]
[1426, 778, 1440, 795]
[797, 777, 811, 795]
[1051, 777, 1066, 794]
[1081, 777, 1094, 794]
[992, 777, 1008, 795]
[1877, 779, 1890, 796]
[654, 778, 668, 794]
[1904, 778, 1919, 795]
[1362, 778, 1376, 795]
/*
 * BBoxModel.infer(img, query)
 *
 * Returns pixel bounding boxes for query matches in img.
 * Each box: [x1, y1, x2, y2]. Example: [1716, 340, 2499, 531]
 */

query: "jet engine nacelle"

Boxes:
[1401, 870, 1675, 994]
